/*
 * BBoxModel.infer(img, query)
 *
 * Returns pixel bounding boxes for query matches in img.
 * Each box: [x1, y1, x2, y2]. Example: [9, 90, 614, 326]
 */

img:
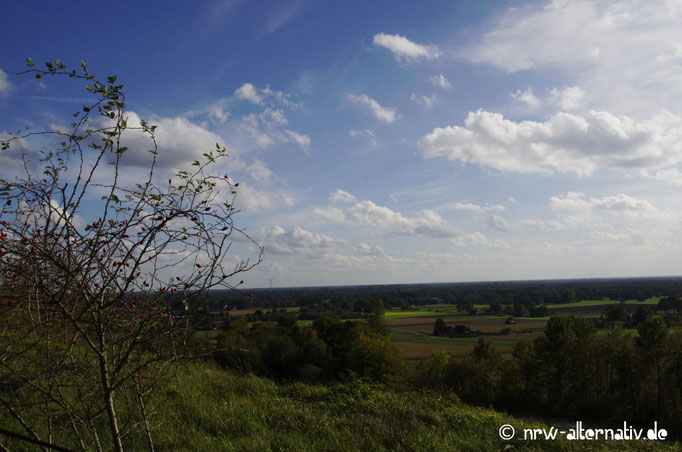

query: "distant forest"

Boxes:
[180, 277, 682, 312]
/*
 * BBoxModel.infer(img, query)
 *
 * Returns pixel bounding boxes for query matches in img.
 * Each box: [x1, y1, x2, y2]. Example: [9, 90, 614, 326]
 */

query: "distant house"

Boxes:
[469, 308, 484, 315]
[434, 324, 471, 338]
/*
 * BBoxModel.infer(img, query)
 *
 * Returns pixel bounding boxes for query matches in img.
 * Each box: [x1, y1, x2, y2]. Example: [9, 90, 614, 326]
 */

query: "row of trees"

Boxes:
[195, 279, 682, 311]
[417, 316, 682, 438]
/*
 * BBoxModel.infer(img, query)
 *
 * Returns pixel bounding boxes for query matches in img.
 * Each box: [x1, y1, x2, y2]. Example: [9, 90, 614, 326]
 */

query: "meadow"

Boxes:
[379, 297, 664, 361]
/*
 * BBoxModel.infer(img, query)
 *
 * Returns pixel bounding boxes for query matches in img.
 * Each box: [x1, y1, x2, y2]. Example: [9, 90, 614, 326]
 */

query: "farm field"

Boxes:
[388, 328, 533, 360]
[547, 297, 661, 309]
[385, 307, 547, 360]
[381, 297, 663, 361]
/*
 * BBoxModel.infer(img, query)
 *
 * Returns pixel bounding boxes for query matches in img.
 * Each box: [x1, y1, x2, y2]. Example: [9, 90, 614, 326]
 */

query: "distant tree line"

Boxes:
[181, 277, 682, 314]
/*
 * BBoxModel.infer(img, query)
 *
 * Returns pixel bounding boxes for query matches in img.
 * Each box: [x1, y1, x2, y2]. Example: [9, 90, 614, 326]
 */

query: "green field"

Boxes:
[547, 297, 661, 309]
[380, 297, 666, 360]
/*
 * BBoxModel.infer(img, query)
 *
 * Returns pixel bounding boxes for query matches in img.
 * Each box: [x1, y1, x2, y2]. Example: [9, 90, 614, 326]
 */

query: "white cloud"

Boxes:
[315, 198, 463, 239]
[518, 219, 565, 230]
[410, 93, 436, 108]
[349, 128, 380, 148]
[245, 160, 273, 183]
[112, 111, 224, 169]
[329, 189, 356, 203]
[284, 129, 311, 153]
[346, 93, 397, 123]
[0, 69, 12, 94]
[449, 202, 505, 212]
[511, 86, 540, 108]
[234, 83, 300, 109]
[347, 201, 460, 238]
[484, 213, 511, 231]
[257, 225, 344, 256]
[234, 83, 264, 105]
[550, 86, 586, 111]
[430, 74, 450, 89]
[652, 168, 682, 186]
[354, 242, 389, 258]
[313, 206, 347, 223]
[550, 192, 656, 213]
[452, 232, 509, 249]
[240, 108, 309, 151]
[0, 135, 36, 174]
[235, 183, 296, 212]
[185, 99, 230, 124]
[450, 202, 483, 212]
[373, 33, 441, 62]
[418, 109, 682, 176]
[458, 0, 682, 116]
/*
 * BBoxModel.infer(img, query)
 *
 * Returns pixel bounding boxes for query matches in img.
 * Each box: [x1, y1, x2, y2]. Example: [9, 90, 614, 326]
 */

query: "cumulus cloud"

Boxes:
[346, 93, 397, 123]
[234, 82, 300, 109]
[457, 0, 682, 116]
[373, 33, 441, 62]
[234, 83, 263, 105]
[550, 86, 586, 111]
[347, 201, 460, 238]
[315, 198, 461, 239]
[550, 192, 656, 213]
[241, 108, 310, 151]
[511, 86, 540, 108]
[418, 109, 682, 176]
[257, 225, 344, 255]
[235, 183, 296, 212]
[329, 189, 356, 203]
[111, 111, 224, 169]
[0, 69, 12, 94]
[430, 74, 450, 89]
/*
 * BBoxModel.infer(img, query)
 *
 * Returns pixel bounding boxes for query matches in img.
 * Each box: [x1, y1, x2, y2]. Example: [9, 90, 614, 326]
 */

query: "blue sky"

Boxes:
[3, 0, 682, 287]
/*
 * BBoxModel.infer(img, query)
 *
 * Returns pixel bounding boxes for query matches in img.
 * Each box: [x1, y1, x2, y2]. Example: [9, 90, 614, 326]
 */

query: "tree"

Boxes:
[636, 317, 668, 418]
[0, 60, 262, 451]
[605, 303, 629, 325]
[365, 298, 387, 336]
[433, 318, 446, 336]
[456, 298, 473, 313]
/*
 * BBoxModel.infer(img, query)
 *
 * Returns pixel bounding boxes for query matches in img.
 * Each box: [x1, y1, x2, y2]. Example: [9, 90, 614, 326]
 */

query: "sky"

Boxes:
[2, 0, 682, 288]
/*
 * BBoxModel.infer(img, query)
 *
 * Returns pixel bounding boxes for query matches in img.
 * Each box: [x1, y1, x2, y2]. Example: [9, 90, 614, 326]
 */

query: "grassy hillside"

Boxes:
[2, 360, 680, 451]
[153, 364, 679, 451]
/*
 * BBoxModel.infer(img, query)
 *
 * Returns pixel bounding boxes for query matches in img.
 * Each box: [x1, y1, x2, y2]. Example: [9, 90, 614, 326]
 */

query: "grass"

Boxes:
[547, 297, 661, 309]
[152, 364, 680, 451]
